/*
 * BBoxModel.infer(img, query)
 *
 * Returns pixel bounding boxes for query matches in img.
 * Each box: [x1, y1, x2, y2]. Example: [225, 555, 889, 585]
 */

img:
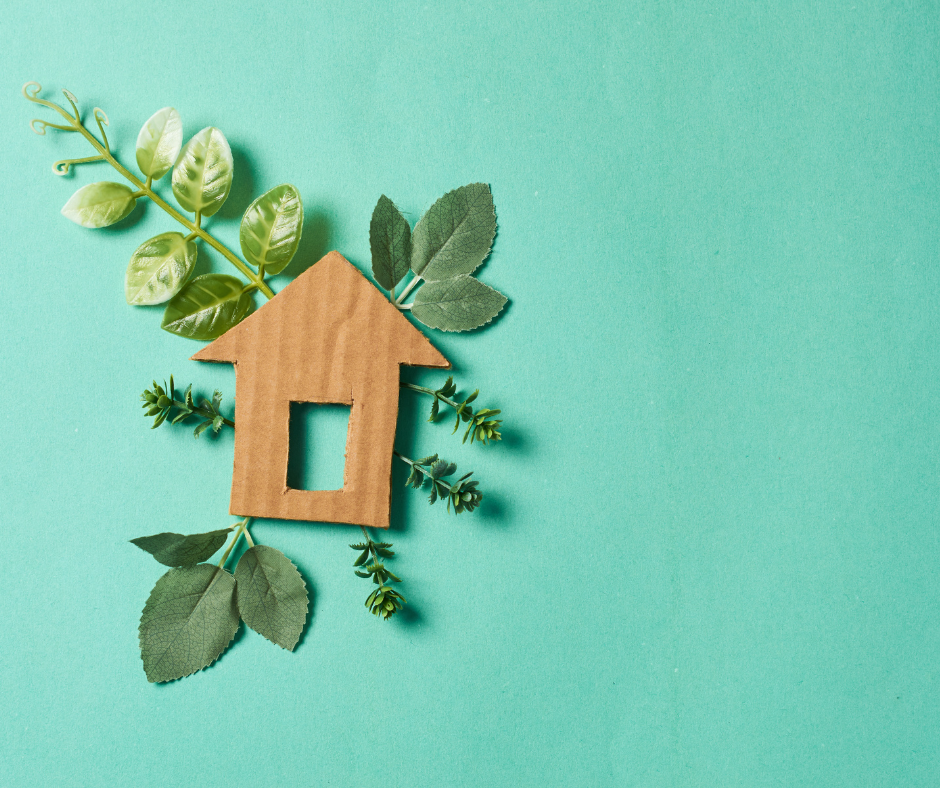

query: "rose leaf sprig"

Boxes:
[369, 186, 507, 331]
[132, 518, 309, 683]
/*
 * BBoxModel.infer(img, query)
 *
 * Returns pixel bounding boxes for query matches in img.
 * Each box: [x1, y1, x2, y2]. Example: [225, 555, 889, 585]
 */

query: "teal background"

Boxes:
[1, 1, 938, 785]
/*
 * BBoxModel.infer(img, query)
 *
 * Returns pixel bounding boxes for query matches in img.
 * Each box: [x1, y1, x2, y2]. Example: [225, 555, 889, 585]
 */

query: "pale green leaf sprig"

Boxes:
[397, 453, 483, 514]
[351, 529, 406, 620]
[141, 376, 233, 437]
[369, 184, 508, 331]
[401, 375, 502, 444]
[24, 82, 304, 341]
[134, 518, 309, 681]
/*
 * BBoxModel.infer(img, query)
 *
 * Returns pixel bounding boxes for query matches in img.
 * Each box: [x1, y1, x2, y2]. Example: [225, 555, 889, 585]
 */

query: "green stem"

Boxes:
[393, 451, 454, 492]
[400, 383, 463, 414]
[394, 274, 422, 306]
[30, 87, 274, 300]
[172, 398, 235, 428]
[217, 518, 251, 568]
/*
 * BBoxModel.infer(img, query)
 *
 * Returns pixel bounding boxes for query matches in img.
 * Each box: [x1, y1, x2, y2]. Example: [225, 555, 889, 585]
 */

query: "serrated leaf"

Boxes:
[61, 182, 137, 229]
[239, 184, 303, 275]
[172, 127, 233, 217]
[135, 107, 183, 180]
[138, 564, 239, 683]
[194, 420, 211, 438]
[412, 275, 507, 332]
[429, 398, 440, 421]
[411, 183, 495, 281]
[125, 232, 197, 306]
[161, 274, 253, 340]
[130, 529, 231, 567]
[234, 546, 308, 650]
[370, 195, 412, 290]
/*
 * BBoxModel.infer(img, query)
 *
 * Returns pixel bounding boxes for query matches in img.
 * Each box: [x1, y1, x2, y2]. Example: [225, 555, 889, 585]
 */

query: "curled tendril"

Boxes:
[30, 118, 75, 135]
[93, 108, 110, 152]
[53, 154, 106, 176]
[23, 82, 79, 128]
[62, 89, 80, 121]
[22, 81, 43, 100]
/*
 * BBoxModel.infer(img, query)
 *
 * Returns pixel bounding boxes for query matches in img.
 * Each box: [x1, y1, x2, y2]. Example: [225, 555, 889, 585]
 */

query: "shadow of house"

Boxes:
[192, 252, 449, 528]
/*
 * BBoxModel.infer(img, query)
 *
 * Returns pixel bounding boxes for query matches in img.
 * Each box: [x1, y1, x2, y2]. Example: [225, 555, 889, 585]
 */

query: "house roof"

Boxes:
[191, 251, 450, 370]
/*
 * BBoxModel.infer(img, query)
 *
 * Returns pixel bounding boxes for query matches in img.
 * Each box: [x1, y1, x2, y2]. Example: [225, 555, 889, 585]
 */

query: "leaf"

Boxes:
[161, 274, 254, 340]
[171, 127, 233, 217]
[125, 232, 197, 306]
[135, 107, 183, 180]
[61, 182, 137, 228]
[410, 183, 496, 281]
[234, 546, 309, 650]
[370, 195, 412, 290]
[194, 420, 211, 437]
[412, 275, 507, 332]
[130, 529, 231, 567]
[239, 184, 303, 275]
[138, 564, 239, 683]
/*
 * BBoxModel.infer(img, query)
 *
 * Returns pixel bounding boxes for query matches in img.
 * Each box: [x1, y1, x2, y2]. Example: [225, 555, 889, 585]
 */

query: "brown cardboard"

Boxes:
[192, 251, 450, 529]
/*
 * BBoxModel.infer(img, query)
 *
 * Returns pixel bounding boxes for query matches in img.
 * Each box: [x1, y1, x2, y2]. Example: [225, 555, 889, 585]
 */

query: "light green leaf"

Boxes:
[412, 275, 507, 332]
[161, 274, 254, 340]
[411, 183, 496, 281]
[370, 195, 411, 290]
[234, 546, 309, 650]
[130, 529, 231, 567]
[61, 182, 137, 228]
[125, 232, 197, 305]
[239, 184, 303, 276]
[171, 127, 233, 217]
[135, 107, 182, 180]
[138, 564, 239, 683]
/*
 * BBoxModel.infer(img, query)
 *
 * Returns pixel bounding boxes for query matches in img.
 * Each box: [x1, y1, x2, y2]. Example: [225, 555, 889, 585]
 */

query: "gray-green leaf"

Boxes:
[172, 127, 233, 217]
[161, 274, 254, 340]
[130, 529, 231, 567]
[412, 275, 507, 332]
[239, 184, 303, 276]
[411, 183, 495, 281]
[234, 546, 308, 650]
[135, 107, 182, 180]
[370, 195, 411, 290]
[125, 232, 197, 305]
[61, 182, 137, 228]
[138, 564, 239, 683]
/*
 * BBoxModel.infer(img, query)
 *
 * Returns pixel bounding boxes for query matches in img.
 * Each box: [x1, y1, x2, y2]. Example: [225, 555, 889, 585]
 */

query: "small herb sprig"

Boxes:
[351, 528, 406, 620]
[396, 452, 483, 513]
[401, 376, 502, 444]
[141, 376, 233, 437]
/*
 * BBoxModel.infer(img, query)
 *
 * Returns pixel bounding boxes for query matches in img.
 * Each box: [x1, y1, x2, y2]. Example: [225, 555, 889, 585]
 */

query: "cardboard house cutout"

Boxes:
[191, 251, 450, 529]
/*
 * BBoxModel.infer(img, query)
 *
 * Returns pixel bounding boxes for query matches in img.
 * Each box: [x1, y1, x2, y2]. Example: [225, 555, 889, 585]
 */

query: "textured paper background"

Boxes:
[2, 2, 939, 786]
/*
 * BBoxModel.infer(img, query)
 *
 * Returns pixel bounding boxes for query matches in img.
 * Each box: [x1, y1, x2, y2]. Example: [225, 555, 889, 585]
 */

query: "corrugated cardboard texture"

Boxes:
[192, 251, 450, 528]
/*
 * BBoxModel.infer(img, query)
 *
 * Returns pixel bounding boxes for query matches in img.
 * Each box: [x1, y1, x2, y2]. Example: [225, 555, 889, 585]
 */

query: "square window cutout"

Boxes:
[286, 403, 351, 491]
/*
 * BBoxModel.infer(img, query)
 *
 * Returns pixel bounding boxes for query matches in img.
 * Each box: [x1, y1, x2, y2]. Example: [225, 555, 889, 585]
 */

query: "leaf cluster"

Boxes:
[350, 538, 406, 620]
[141, 375, 230, 438]
[133, 526, 308, 682]
[370, 184, 507, 331]
[405, 455, 483, 514]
